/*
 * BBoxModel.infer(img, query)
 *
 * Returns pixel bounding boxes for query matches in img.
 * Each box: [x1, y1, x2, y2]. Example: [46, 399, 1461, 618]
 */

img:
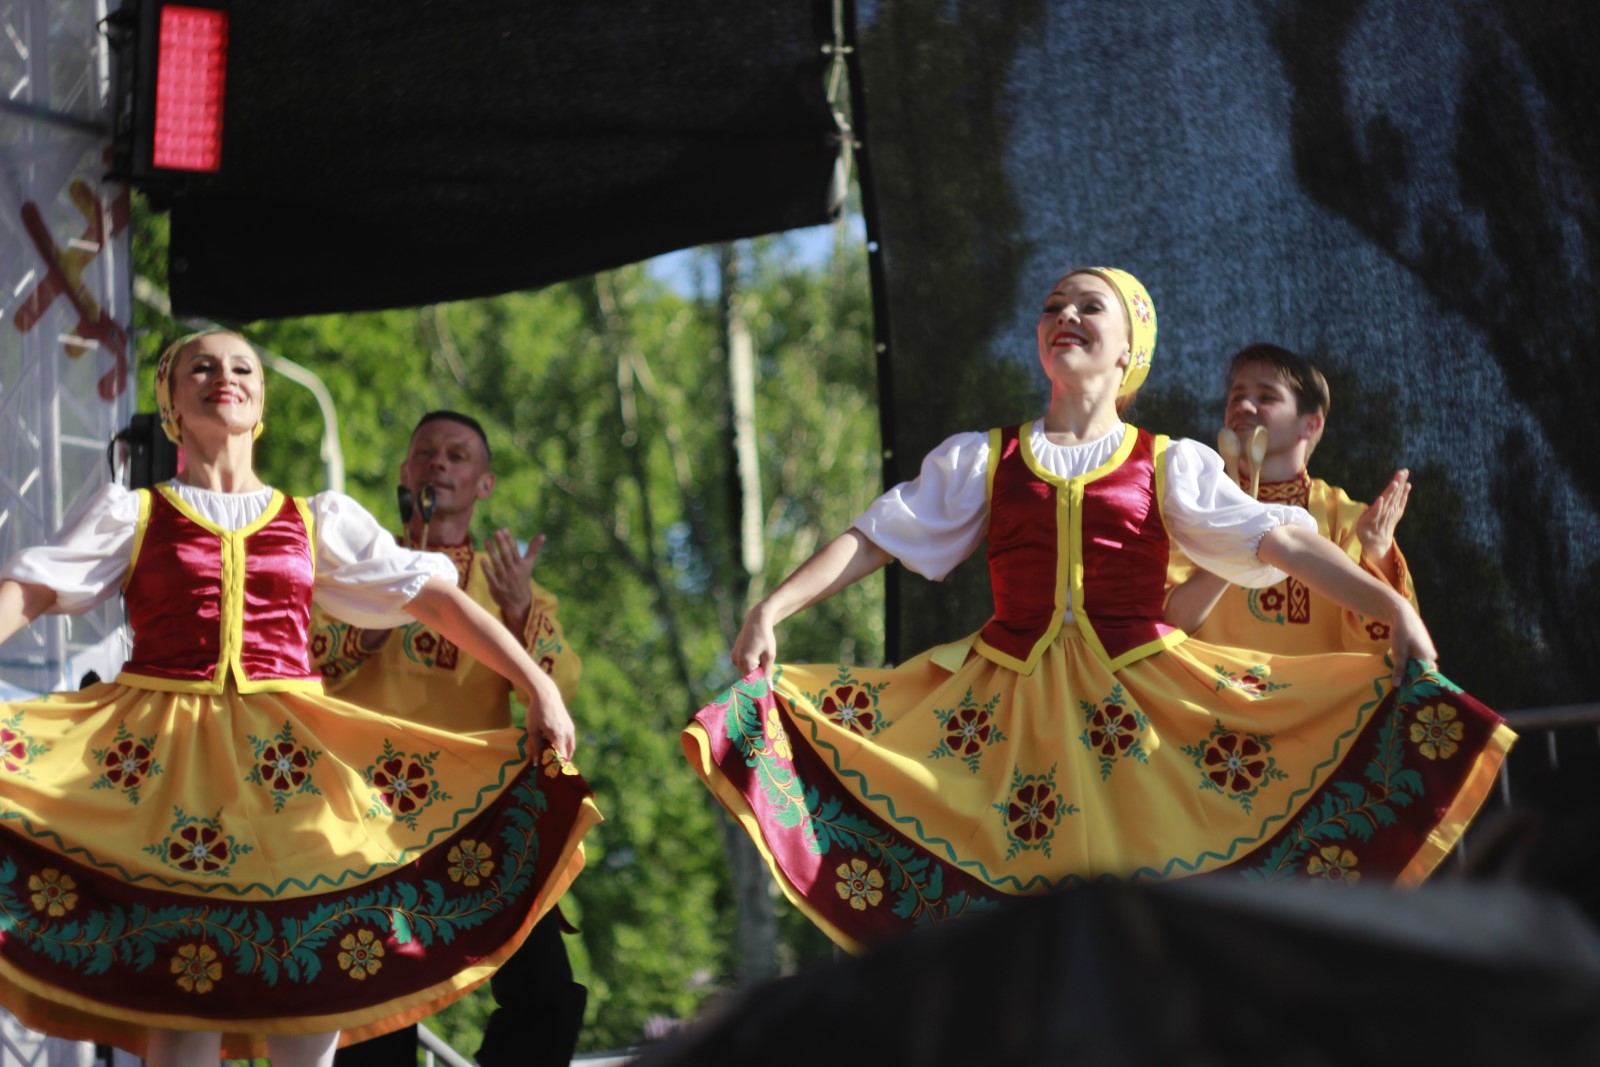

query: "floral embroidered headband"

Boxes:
[1071, 266, 1156, 398]
[152, 330, 265, 445]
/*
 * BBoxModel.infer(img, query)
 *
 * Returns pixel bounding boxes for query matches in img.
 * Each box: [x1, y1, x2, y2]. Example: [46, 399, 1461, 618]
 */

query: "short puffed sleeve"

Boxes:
[852, 431, 990, 580]
[1162, 439, 1318, 588]
[0, 483, 139, 613]
[309, 492, 457, 628]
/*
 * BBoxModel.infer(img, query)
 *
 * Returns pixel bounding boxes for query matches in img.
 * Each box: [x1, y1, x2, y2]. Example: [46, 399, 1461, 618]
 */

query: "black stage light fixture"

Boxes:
[107, 0, 231, 194]
[110, 413, 179, 490]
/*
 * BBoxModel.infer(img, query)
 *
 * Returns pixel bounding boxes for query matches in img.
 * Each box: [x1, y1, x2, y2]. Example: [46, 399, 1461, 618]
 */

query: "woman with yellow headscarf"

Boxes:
[0, 331, 601, 1065]
[684, 268, 1513, 952]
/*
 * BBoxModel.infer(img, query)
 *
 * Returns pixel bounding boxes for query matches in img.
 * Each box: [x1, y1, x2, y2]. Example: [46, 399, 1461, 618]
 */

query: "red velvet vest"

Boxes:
[116, 486, 323, 693]
[974, 423, 1184, 673]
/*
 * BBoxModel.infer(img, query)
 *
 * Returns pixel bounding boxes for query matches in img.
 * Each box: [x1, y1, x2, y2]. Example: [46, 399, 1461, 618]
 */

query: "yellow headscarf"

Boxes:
[1070, 267, 1156, 398]
[152, 330, 266, 444]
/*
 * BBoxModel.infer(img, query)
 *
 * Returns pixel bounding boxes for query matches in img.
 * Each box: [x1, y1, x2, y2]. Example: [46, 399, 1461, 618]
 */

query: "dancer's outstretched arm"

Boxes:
[406, 576, 576, 757]
[0, 580, 57, 648]
[733, 529, 891, 675]
[1258, 523, 1435, 685]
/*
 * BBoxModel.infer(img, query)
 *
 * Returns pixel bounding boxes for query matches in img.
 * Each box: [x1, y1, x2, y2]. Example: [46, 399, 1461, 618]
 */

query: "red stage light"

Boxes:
[151, 5, 228, 173]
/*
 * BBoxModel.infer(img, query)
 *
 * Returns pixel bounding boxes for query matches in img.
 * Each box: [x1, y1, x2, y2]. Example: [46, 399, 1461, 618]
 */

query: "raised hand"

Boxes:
[1355, 469, 1411, 569]
[481, 529, 543, 630]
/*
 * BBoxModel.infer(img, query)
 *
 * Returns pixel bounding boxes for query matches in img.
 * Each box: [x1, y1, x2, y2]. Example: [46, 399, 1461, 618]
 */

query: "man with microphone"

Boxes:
[314, 410, 587, 1067]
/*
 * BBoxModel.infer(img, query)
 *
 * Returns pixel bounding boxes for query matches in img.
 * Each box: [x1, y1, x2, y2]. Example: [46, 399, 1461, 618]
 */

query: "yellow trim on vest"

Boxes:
[970, 635, 1035, 674]
[1152, 434, 1170, 514]
[229, 492, 317, 694]
[118, 487, 322, 695]
[927, 635, 977, 673]
[155, 483, 285, 538]
[969, 426, 1007, 665]
[112, 671, 326, 695]
[983, 425, 1003, 510]
[235, 675, 325, 695]
[1095, 433, 1188, 670]
[1103, 629, 1189, 671]
[161, 484, 290, 691]
[221, 514, 249, 688]
[1058, 425, 1138, 672]
[973, 423, 1142, 675]
[122, 488, 153, 592]
[293, 496, 317, 580]
[1017, 420, 1136, 488]
[976, 423, 1176, 673]
[972, 424, 1056, 673]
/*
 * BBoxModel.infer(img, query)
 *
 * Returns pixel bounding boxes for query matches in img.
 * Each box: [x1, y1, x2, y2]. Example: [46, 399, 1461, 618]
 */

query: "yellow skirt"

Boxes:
[685, 630, 1513, 952]
[0, 682, 601, 1057]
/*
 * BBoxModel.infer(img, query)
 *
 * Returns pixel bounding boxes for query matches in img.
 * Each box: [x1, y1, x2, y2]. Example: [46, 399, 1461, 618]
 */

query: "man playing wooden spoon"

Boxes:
[1165, 344, 1417, 654]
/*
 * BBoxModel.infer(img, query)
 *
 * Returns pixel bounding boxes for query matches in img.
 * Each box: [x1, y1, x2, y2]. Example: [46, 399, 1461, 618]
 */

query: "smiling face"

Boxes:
[400, 418, 494, 521]
[1036, 272, 1131, 394]
[168, 333, 264, 444]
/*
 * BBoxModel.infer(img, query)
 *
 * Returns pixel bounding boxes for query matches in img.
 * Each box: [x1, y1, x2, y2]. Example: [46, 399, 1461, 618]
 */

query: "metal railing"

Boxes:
[1489, 703, 1600, 807]
[417, 1024, 639, 1067]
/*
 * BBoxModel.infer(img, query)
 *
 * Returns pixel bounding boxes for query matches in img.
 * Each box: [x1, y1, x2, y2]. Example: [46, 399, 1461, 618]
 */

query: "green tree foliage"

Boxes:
[131, 199, 880, 1053]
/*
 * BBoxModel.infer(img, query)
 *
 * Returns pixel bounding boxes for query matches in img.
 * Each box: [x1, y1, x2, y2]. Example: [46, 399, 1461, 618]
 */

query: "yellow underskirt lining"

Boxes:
[1397, 721, 1517, 885]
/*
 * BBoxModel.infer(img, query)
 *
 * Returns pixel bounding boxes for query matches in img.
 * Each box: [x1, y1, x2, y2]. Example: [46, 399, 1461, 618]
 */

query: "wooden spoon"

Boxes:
[1216, 426, 1242, 484]
[1247, 426, 1268, 500]
[417, 484, 437, 550]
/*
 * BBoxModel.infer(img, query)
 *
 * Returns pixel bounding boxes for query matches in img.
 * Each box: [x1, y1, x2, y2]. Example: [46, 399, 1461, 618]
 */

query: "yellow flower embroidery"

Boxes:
[765, 709, 792, 760]
[172, 943, 222, 994]
[1306, 845, 1361, 885]
[1410, 705, 1464, 761]
[338, 928, 385, 979]
[447, 840, 496, 887]
[27, 869, 78, 917]
[541, 748, 579, 778]
[834, 858, 884, 911]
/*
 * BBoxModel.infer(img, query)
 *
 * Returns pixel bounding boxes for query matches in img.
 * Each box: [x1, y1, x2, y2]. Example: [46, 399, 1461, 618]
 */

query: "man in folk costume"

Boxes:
[313, 411, 587, 1067]
[1165, 344, 1418, 653]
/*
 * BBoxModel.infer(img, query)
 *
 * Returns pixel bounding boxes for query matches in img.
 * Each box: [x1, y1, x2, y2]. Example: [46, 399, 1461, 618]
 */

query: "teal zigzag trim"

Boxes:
[791, 670, 1386, 892]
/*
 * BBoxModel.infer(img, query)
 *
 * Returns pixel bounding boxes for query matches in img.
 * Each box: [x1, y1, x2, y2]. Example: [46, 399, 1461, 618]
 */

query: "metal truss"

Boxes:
[0, 0, 133, 696]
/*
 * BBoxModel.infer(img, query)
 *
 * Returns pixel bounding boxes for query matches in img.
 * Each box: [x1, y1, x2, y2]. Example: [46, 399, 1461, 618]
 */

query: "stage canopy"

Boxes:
[167, 0, 842, 319]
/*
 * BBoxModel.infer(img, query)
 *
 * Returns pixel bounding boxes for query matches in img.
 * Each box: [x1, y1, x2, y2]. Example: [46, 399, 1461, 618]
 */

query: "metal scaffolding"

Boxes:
[0, 0, 133, 697]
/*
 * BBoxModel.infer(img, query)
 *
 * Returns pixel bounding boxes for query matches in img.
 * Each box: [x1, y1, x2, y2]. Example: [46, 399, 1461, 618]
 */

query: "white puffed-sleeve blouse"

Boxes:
[852, 423, 1317, 622]
[0, 482, 456, 629]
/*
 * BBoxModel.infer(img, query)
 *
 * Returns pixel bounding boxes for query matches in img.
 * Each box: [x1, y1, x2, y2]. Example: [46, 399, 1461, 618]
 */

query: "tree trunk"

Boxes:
[719, 242, 779, 986]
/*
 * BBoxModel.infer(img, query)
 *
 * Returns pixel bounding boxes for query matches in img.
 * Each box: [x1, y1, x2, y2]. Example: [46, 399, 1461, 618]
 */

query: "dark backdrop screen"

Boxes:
[856, 0, 1600, 717]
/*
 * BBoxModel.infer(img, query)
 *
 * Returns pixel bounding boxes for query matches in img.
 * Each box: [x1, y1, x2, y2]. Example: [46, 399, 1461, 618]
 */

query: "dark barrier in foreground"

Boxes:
[636, 875, 1600, 1065]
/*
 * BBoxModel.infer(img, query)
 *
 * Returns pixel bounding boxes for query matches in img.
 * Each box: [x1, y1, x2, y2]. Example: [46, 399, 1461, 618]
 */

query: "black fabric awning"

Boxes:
[168, 0, 840, 319]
